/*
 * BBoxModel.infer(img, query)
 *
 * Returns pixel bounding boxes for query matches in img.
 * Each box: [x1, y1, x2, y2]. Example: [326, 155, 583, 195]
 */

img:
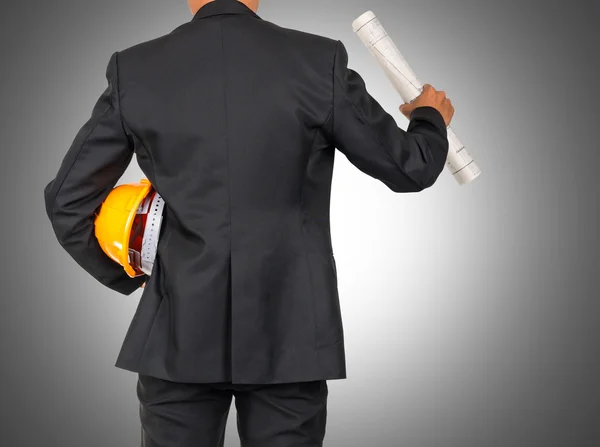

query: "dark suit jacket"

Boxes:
[43, 0, 449, 384]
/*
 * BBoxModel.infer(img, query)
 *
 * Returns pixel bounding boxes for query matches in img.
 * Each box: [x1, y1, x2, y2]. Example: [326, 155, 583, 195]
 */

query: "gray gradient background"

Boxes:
[1, 0, 599, 446]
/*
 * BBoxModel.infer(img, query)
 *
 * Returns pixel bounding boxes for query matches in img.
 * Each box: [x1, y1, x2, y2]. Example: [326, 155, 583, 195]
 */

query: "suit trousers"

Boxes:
[137, 374, 329, 447]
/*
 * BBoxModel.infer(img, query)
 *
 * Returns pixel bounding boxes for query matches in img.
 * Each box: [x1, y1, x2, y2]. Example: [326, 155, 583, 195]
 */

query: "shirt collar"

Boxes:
[192, 0, 262, 21]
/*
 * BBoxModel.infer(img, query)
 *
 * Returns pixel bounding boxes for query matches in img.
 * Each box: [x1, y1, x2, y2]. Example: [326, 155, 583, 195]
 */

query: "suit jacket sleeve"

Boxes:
[43, 51, 147, 295]
[327, 39, 450, 192]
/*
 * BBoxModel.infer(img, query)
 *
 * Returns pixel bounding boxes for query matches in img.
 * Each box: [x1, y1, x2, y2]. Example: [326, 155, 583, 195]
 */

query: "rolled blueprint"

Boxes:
[352, 11, 481, 185]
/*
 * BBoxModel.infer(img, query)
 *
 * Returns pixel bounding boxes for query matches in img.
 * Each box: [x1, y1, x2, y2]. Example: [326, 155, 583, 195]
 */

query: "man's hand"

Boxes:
[141, 282, 146, 289]
[399, 84, 455, 127]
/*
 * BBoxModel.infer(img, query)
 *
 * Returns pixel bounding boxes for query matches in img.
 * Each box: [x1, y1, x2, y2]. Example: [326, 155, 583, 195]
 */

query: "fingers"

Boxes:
[399, 103, 415, 117]
[402, 83, 455, 124]
[423, 84, 447, 99]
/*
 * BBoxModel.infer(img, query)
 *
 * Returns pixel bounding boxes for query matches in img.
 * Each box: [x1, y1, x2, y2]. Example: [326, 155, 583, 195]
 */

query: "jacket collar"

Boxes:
[192, 0, 262, 21]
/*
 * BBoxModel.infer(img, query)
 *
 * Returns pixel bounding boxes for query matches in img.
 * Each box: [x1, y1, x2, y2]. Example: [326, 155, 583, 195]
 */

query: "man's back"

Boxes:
[44, 0, 449, 384]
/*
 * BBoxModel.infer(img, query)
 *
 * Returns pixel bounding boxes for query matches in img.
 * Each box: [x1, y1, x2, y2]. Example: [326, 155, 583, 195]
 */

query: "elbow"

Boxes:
[387, 163, 443, 193]
[44, 180, 76, 246]
[44, 196, 75, 248]
[385, 178, 424, 193]
[389, 181, 425, 193]
[43, 179, 55, 222]
[46, 208, 68, 246]
[44, 182, 66, 243]
[393, 134, 447, 192]
[418, 165, 444, 190]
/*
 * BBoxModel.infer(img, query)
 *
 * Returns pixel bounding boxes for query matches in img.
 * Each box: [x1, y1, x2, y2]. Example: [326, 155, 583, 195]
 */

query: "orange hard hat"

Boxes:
[94, 179, 165, 278]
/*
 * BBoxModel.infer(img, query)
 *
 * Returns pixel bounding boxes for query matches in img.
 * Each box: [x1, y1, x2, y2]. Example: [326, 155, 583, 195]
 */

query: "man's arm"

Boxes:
[325, 40, 449, 193]
[43, 51, 147, 295]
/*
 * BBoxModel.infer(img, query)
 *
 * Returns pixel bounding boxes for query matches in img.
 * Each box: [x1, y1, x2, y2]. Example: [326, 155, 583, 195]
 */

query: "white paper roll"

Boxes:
[352, 11, 481, 185]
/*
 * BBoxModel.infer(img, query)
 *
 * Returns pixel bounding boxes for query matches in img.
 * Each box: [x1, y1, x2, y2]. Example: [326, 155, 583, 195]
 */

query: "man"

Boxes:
[43, 0, 454, 445]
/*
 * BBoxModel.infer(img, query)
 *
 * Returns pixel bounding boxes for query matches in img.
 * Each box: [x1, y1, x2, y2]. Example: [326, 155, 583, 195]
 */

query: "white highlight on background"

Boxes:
[352, 11, 482, 186]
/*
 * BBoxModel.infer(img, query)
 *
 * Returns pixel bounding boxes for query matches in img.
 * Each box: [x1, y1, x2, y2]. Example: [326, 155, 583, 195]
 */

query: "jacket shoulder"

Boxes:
[267, 21, 336, 42]
[115, 21, 195, 64]
[254, 20, 340, 76]
[114, 19, 340, 76]
[261, 20, 338, 51]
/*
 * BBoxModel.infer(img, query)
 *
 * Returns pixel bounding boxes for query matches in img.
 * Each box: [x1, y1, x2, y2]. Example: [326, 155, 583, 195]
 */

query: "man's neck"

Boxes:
[189, 0, 258, 15]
